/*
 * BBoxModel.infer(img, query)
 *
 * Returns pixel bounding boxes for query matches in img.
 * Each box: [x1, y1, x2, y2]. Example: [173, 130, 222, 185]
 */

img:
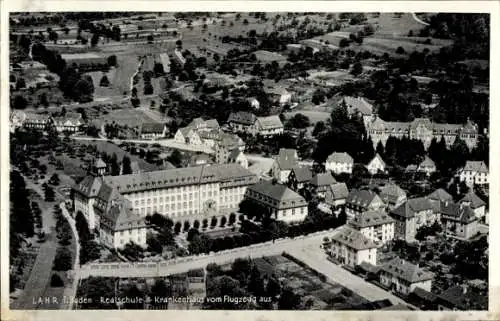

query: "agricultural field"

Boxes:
[284, 110, 331, 125]
[92, 107, 158, 129]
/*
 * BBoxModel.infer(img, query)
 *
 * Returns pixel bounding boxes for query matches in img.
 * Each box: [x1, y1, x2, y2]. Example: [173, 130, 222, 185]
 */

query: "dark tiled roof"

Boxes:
[228, 111, 257, 126]
[350, 210, 395, 228]
[257, 115, 283, 130]
[73, 176, 103, 197]
[310, 172, 336, 187]
[440, 201, 477, 224]
[275, 148, 299, 170]
[411, 286, 438, 302]
[459, 191, 486, 209]
[328, 183, 349, 200]
[462, 161, 488, 173]
[391, 197, 433, 219]
[140, 122, 165, 134]
[290, 167, 313, 183]
[326, 152, 354, 164]
[346, 189, 382, 208]
[437, 285, 485, 310]
[428, 188, 453, 202]
[381, 258, 434, 283]
[246, 180, 307, 210]
[379, 183, 406, 204]
[330, 225, 379, 250]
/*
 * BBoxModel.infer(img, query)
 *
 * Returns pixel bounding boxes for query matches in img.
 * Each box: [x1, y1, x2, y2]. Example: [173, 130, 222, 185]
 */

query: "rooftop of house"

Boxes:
[275, 148, 299, 170]
[437, 285, 486, 310]
[326, 152, 354, 164]
[428, 188, 453, 202]
[228, 148, 244, 161]
[140, 122, 165, 134]
[369, 153, 386, 168]
[350, 210, 395, 229]
[327, 182, 350, 200]
[462, 161, 489, 173]
[25, 112, 51, 121]
[440, 201, 477, 224]
[228, 111, 257, 126]
[380, 258, 434, 284]
[366, 116, 479, 134]
[419, 156, 436, 168]
[246, 180, 307, 209]
[290, 166, 313, 183]
[346, 189, 382, 208]
[459, 191, 486, 209]
[330, 225, 379, 250]
[391, 197, 433, 218]
[310, 172, 336, 187]
[257, 115, 284, 130]
[379, 183, 407, 204]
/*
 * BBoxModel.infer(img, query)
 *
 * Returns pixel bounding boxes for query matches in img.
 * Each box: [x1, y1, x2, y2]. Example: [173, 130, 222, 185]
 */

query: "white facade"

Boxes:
[367, 155, 386, 175]
[459, 170, 489, 187]
[379, 273, 432, 296]
[357, 223, 394, 244]
[329, 241, 377, 268]
[275, 206, 308, 223]
[325, 161, 353, 174]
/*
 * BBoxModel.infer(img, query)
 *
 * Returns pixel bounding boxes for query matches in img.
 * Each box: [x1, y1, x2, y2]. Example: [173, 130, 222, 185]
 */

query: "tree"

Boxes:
[110, 153, 120, 176]
[49, 173, 60, 186]
[376, 141, 385, 157]
[167, 149, 182, 167]
[174, 222, 182, 234]
[15, 77, 26, 90]
[91, 33, 100, 47]
[210, 216, 218, 229]
[50, 274, 64, 287]
[44, 185, 55, 202]
[99, 75, 110, 87]
[107, 55, 117, 67]
[53, 247, 72, 271]
[312, 121, 326, 137]
[144, 83, 154, 95]
[286, 113, 311, 129]
[396, 46, 405, 54]
[278, 287, 301, 309]
[350, 62, 363, 76]
[12, 95, 28, 110]
[339, 38, 350, 48]
[149, 279, 170, 308]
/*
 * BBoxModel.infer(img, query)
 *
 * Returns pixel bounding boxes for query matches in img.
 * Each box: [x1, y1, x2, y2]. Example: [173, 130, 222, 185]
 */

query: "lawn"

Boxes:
[253, 50, 287, 62]
[284, 110, 330, 124]
[93, 108, 158, 129]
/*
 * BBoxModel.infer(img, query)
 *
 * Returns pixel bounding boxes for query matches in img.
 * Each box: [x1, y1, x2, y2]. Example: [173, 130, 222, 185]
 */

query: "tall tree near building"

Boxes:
[110, 153, 120, 176]
[122, 156, 132, 175]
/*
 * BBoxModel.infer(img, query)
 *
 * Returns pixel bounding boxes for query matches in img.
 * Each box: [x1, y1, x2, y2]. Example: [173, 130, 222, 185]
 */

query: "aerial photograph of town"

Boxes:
[7, 11, 489, 311]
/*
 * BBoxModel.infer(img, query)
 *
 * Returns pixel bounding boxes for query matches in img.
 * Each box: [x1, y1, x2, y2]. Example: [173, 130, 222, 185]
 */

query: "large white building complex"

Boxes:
[72, 163, 258, 248]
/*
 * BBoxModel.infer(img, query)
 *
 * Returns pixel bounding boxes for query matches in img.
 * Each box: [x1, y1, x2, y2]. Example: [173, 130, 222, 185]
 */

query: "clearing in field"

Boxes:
[253, 50, 287, 62]
[92, 108, 158, 129]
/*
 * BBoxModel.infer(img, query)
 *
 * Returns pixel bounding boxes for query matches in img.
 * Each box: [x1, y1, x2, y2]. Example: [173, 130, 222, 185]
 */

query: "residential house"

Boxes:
[288, 166, 313, 190]
[227, 111, 258, 134]
[244, 180, 308, 223]
[189, 154, 213, 166]
[345, 189, 385, 221]
[227, 148, 248, 169]
[349, 210, 395, 244]
[440, 202, 478, 239]
[417, 156, 436, 176]
[328, 225, 378, 268]
[93, 158, 107, 176]
[379, 183, 407, 209]
[379, 258, 434, 296]
[23, 113, 53, 130]
[139, 122, 167, 140]
[367, 153, 387, 175]
[174, 126, 203, 145]
[271, 148, 299, 183]
[214, 133, 246, 164]
[310, 172, 337, 198]
[53, 113, 84, 133]
[188, 117, 220, 132]
[256, 115, 284, 136]
[407, 287, 439, 310]
[459, 161, 489, 187]
[428, 188, 453, 204]
[390, 197, 437, 242]
[325, 152, 354, 174]
[324, 182, 349, 208]
[459, 191, 487, 222]
[266, 87, 292, 106]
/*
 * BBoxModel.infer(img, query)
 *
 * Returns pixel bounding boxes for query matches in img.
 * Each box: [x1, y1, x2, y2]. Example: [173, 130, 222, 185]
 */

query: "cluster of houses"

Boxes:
[10, 110, 85, 134]
[226, 111, 285, 137]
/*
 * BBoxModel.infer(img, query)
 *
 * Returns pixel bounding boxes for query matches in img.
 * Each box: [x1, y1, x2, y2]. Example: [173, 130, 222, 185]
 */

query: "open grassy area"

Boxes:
[284, 110, 330, 124]
[92, 108, 158, 128]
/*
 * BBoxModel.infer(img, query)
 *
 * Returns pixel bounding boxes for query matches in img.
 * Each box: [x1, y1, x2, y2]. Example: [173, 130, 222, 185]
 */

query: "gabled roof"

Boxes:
[326, 152, 353, 164]
[379, 183, 406, 204]
[95, 158, 106, 169]
[140, 122, 165, 134]
[437, 285, 484, 310]
[205, 119, 220, 130]
[257, 115, 284, 130]
[330, 225, 378, 250]
[350, 210, 395, 228]
[328, 183, 349, 200]
[459, 191, 486, 209]
[275, 148, 299, 170]
[290, 166, 313, 183]
[462, 161, 488, 173]
[25, 113, 51, 121]
[440, 202, 477, 224]
[228, 148, 244, 161]
[247, 180, 307, 210]
[369, 153, 386, 168]
[228, 111, 257, 126]
[391, 197, 433, 218]
[346, 189, 382, 208]
[381, 258, 434, 283]
[410, 287, 438, 302]
[178, 126, 195, 137]
[419, 156, 436, 168]
[428, 188, 453, 202]
[73, 176, 103, 198]
[310, 172, 336, 187]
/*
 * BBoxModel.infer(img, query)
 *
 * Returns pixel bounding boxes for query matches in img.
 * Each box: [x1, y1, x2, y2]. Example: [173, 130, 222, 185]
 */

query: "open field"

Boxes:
[92, 107, 158, 128]
[253, 50, 287, 62]
[284, 110, 331, 124]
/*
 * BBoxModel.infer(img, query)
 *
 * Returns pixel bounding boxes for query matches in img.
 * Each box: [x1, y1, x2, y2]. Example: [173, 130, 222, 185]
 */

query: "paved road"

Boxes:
[411, 13, 430, 26]
[287, 244, 409, 305]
